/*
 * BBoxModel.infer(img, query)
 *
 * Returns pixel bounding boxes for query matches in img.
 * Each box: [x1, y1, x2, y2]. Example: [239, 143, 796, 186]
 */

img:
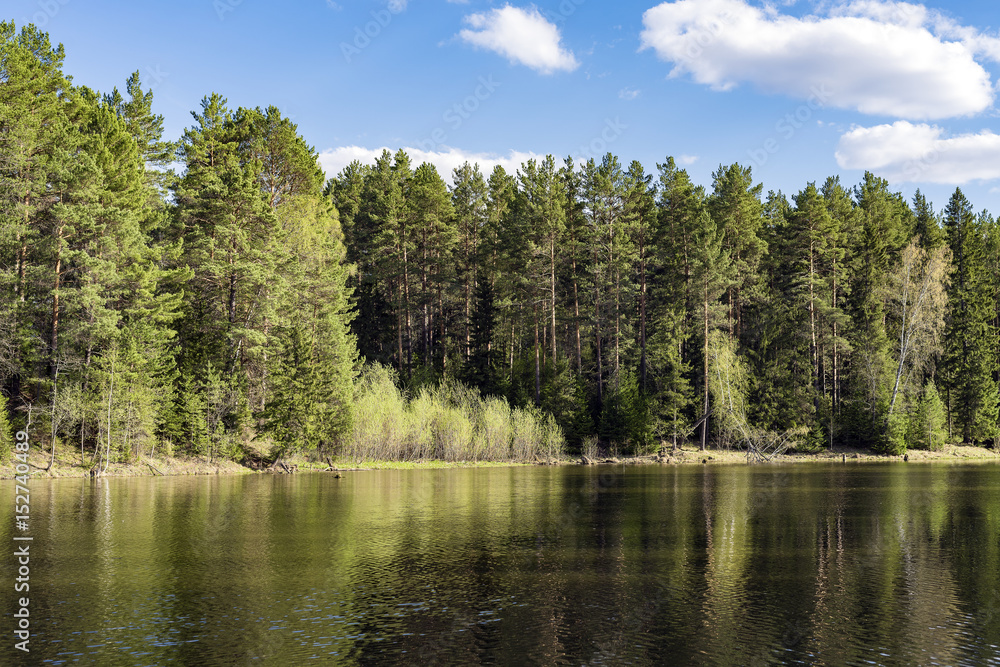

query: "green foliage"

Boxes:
[347, 364, 562, 461]
[879, 410, 908, 456]
[707, 330, 750, 447]
[0, 397, 12, 464]
[599, 372, 652, 454]
[908, 382, 948, 451]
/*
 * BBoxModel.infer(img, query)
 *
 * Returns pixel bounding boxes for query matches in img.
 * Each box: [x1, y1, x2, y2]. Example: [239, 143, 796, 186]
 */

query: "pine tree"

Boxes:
[846, 173, 910, 448]
[408, 162, 456, 373]
[708, 163, 766, 344]
[451, 162, 487, 365]
[912, 190, 943, 251]
[174, 95, 285, 430]
[518, 156, 566, 404]
[559, 157, 592, 376]
[624, 161, 656, 391]
[0, 22, 76, 404]
[650, 158, 702, 447]
[331, 160, 393, 366]
[692, 208, 733, 449]
[260, 110, 358, 457]
[941, 190, 1000, 444]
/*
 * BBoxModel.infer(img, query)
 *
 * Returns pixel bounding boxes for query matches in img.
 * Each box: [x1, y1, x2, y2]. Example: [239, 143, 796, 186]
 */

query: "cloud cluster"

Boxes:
[836, 122, 1000, 185]
[458, 5, 579, 74]
[317, 145, 544, 182]
[639, 0, 994, 120]
[637, 0, 1000, 185]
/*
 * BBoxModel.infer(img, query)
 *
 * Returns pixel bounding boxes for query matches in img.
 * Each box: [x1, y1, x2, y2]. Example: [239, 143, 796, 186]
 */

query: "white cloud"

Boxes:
[459, 5, 580, 74]
[317, 145, 544, 182]
[678, 154, 699, 166]
[835, 121, 1000, 184]
[619, 87, 641, 100]
[639, 0, 995, 119]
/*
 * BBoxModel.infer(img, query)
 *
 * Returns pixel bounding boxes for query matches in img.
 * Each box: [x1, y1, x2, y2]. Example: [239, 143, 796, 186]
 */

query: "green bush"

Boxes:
[0, 398, 13, 465]
[348, 364, 564, 462]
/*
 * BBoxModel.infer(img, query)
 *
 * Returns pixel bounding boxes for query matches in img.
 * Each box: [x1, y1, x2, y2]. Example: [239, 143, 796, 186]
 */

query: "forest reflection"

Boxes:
[3, 463, 999, 665]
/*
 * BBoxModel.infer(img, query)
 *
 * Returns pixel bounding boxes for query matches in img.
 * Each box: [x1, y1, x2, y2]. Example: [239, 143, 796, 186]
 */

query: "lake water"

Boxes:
[2, 463, 1000, 665]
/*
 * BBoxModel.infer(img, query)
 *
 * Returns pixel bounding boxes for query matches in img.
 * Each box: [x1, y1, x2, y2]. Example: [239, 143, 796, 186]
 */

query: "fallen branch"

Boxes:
[145, 460, 165, 476]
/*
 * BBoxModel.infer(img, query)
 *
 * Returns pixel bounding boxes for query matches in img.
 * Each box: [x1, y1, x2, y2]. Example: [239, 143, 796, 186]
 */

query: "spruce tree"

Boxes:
[908, 381, 947, 451]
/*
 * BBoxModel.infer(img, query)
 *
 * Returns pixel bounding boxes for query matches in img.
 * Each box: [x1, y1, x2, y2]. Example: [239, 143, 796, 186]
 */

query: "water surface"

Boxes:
[2, 462, 1000, 665]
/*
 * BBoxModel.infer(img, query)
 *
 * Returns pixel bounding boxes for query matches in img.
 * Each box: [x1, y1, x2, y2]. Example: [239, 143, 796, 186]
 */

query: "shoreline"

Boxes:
[4, 443, 999, 480]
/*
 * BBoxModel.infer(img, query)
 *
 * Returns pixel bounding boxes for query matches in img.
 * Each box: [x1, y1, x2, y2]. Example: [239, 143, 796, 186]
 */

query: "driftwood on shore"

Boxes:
[240, 451, 297, 473]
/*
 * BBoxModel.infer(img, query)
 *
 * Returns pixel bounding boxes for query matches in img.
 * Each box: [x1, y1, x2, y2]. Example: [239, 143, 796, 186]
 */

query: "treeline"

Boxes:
[329, 149, 1000, 455]
[0, 23, 565, 467]
[2, 23, 999, 467]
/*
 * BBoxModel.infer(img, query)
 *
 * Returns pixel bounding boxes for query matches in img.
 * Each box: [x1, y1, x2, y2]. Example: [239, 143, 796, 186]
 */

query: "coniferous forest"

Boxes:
[2, 23, 1000, 468]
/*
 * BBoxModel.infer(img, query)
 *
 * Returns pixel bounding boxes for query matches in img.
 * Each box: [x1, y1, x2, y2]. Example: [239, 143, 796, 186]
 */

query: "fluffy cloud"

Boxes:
[835, 121, 1000, 184]
[459, 5, 579, 74]
[317, 145, 544, 182]
[639, 0, 995, 119]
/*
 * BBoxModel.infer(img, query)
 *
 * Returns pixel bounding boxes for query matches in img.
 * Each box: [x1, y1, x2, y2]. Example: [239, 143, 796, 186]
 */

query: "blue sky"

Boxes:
[10, 0, 1000, 215]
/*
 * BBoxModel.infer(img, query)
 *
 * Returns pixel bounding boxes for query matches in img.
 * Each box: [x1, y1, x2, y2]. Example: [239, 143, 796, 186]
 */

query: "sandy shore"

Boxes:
[5, 442, 998, 480]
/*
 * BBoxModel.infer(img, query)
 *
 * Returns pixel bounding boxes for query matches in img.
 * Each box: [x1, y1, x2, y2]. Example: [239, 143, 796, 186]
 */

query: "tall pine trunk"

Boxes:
[702, 277, 710, 452]
[550, 239, 557, 364]
[534, 303, 541, 406]
[572, 257, 582, 373]
[50, 223, 64, 380]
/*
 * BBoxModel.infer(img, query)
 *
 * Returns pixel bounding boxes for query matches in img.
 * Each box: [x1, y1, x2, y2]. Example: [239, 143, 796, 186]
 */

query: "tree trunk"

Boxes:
[550, 239, 557, 365]
[809, 240, 818, 391]
[17, 190, 30, 301]
[50, 223, 64, 380]
[832, 258, 839, 415]
[639, 251, 647, 391]
[534, 303, 541, 406]
[396, 279, 404, 374]
[594, 244, 604, 405]
[403, 240, 412, 375]
[572, 258, 582, 373]
[702, 277, 710, 452]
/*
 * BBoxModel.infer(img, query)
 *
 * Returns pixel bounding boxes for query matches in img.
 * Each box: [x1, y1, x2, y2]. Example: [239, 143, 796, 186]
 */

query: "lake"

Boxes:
[2, 462, 1000, 665]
